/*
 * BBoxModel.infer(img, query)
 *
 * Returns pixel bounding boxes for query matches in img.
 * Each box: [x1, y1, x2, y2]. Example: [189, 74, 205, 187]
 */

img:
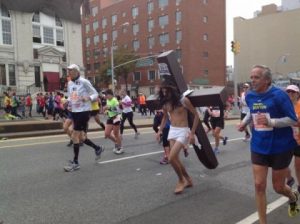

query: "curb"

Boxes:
[0, 117, 239, 140]
[0, 123, 153, 139]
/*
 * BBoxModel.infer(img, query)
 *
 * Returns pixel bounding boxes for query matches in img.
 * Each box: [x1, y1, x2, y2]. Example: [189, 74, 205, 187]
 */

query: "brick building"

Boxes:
[82, 0, 226, 96]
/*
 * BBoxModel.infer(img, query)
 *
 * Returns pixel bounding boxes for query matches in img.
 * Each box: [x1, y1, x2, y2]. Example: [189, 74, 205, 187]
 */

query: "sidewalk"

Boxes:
[0, 112, 239, 139]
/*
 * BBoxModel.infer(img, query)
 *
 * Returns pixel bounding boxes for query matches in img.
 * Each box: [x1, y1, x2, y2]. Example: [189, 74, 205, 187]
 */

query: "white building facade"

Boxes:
[0, 1, 84, 95]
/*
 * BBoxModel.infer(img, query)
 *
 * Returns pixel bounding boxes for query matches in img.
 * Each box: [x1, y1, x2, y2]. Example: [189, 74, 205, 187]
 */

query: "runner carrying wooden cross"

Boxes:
[147, 50, 227, 169]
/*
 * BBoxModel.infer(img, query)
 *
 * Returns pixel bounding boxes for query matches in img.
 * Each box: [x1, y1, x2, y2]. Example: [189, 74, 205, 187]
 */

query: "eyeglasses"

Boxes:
[286, 90, 297, 94]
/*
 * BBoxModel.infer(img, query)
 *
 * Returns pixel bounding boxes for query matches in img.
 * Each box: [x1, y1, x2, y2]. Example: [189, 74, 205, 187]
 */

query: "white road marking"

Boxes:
[97, 151, 162, 164]
[236, 197, 289, 224]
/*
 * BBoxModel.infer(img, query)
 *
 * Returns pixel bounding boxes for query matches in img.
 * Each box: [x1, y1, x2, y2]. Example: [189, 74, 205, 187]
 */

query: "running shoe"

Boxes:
[66, 140, 73, 147]
[213, 148, 220, 154]
[288, 191, 300, 217]
[95, 145, 105, 161]
[287, 177, 295, 188]
[134, 132, 140, 139]
[115, 147, 124, 154]
[64, 161, 80, 172]
[243, 134, 251, 142]
[160, 157, 169, 165]
[223, 137, 228, 145]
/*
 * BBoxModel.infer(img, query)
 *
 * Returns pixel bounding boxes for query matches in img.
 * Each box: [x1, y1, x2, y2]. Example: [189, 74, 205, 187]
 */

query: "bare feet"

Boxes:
[174, 181, 185, 194]
[184, 177, 193, 188]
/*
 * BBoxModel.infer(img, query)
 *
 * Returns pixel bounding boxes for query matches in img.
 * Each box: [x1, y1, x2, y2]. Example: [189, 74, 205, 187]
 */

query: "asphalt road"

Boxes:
[0, 122, 299, 224]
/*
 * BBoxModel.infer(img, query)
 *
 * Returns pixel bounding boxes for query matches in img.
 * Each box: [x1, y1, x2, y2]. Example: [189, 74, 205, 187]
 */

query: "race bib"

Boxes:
[252, 113, 273, 131]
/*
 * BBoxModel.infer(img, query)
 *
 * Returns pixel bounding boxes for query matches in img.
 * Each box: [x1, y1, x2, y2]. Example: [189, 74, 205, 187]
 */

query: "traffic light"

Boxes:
[231, 41, 240, 54]
[231, 41, 236, 53]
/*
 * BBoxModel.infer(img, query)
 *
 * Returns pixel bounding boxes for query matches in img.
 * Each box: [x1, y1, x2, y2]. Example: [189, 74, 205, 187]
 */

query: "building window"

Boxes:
[159, 33, 169, 46]
[203, 69, 209, 77]
[32, 24, 41, 43]
[112, 30, 117, 41]
[203, 16, 208, 23]
[94, 49, 101, 57]
[92, 6, 98, 17]
[103, 47, 108, 57]
[94, 63, 100, 71]
[132, 23, 139, 35]
[8, 64, 15, 86]
[85, 24, 90, 33]
[102, 33, 107, 43]
[176, 49, 182, 61]
[86, 64, 91, 71]
[159, 0, 168, 8]
[176, 11, 182, 24]
[93, 35, 99, 46]
[148, 70, 156, 80]
[133, 40, 140, 51]
[0, 4, 11, 45]
[0, 64, 6, 85]
[176, 0, 181, 5]
[86, 50, 90, 58]
[56, 29, 64, 46]
[111, 15, 117, 26]
[92, 21, 98, 31]
[32, 12, 40, 23]
[148, 19, 154, 32]
[148, 36, 155, 49]
[43, 27, 54, 44]
[86, 37, 90, 47]
[149, 86, 155, 94]
[132, 6, 138, 18]
[102, 18, 107, 29]
[32, 12, 64, 46]
[159, 15, 168, 27]
[147, 2, 154, 14]
[203, 33, 208, 41]
[176, 30, 182, 43]
[203, 51, 208, 58]
[55, 16, 62, 27]
[133, 71, 141, 81]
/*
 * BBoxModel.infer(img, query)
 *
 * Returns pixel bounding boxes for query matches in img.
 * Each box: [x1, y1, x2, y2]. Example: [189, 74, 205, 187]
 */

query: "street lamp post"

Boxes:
[111, 22, 129, 92]
[111, 46, 115, 91]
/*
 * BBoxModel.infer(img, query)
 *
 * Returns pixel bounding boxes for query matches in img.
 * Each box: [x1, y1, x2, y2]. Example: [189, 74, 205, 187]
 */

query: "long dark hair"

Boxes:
[158, 80, 181, 111]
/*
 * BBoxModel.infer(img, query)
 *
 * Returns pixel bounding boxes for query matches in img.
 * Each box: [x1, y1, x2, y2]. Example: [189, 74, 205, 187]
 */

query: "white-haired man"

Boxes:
[64, 64, 104, 172]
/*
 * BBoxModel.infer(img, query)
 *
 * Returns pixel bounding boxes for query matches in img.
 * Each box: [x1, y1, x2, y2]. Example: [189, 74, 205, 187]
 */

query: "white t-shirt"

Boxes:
[240, 92, 250, 114]
[121, 95, 133, 113]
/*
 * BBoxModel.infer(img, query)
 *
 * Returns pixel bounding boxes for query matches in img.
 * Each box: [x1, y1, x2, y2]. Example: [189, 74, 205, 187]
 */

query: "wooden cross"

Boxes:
[146, 50, 227, 169]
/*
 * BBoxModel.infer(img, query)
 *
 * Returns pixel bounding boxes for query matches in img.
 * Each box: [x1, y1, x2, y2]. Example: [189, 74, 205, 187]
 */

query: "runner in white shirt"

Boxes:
[119, 89, 140, 139]
[240, 83, 251, 141]
[63, 64, 104, 172]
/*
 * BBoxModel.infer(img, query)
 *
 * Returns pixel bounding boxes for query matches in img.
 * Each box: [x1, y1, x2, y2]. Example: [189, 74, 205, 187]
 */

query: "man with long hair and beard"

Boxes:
[156, 80, 200, 194]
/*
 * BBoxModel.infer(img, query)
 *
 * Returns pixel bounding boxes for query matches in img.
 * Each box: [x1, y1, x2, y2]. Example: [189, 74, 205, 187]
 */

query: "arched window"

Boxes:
[32, 12, 64, 46]
[0, 4, 12, 45]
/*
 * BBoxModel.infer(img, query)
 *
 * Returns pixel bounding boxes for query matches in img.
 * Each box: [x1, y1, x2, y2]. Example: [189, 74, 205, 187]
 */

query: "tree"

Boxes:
[100, 47, 138, 92]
